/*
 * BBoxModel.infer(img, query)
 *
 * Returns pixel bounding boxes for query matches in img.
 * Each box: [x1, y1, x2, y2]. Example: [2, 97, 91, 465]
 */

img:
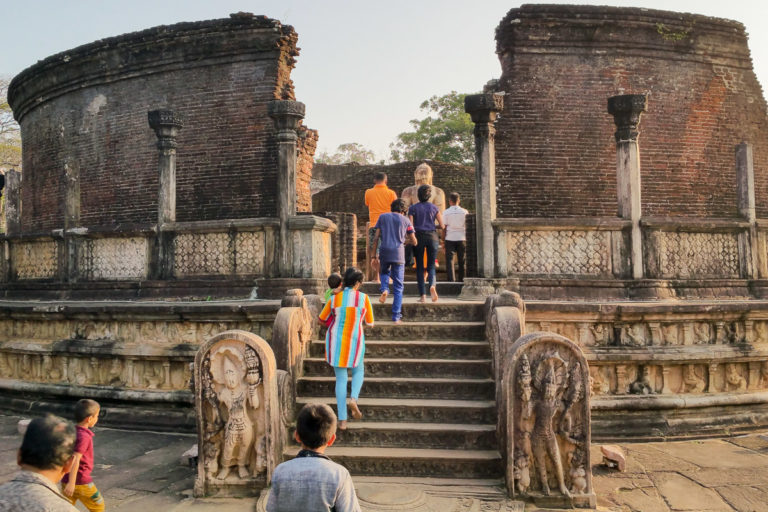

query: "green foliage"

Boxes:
[0, 78, 21, 170]
[389, 91, 476, 165]
[316, 142, 376, 165]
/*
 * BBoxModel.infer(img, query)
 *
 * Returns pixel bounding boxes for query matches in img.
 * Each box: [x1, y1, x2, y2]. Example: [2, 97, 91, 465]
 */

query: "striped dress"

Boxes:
[318, 287, 374, 368]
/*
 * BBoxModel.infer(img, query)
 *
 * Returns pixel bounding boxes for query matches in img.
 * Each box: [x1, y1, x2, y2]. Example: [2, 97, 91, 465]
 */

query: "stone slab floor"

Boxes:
[2, 414, 768, 511]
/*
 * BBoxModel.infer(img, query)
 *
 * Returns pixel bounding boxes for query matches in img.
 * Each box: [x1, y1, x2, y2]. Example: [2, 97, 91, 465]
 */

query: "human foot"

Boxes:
[430, 286, 439, 302]
[348, 398, 363, 419]
[379, 291, 388, 303]
[338, 420, 348, 430]
[418, 295, 427, 303]
[393, 319, 404, 325]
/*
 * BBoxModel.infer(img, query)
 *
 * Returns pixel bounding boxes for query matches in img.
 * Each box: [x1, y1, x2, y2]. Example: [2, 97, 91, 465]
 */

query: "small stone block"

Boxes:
[600, 444, 626, 471]
[181, 444, 198, 467]
[17, 419, 30, 435]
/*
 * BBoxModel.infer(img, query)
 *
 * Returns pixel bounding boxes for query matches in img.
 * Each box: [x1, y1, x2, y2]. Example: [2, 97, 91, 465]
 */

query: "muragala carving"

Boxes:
[504, 332, 595, 508]
[194, 330, 279, 498]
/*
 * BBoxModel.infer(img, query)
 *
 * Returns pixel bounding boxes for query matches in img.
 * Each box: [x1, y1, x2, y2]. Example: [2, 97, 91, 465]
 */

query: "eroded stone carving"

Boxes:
[682, 364, 706, 393]
[505, 332, 595, 508]
[194, 330, 279, 497]
[629, 365, 654, 395]
[725, 363, 747, 391]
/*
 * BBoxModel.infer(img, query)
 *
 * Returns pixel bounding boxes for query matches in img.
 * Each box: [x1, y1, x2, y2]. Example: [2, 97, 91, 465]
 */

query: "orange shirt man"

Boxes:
[364, 172, 397, 281]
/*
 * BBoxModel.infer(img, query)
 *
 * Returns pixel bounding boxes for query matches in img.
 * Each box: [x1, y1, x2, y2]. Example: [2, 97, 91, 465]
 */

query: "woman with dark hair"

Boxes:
[318, 267, 374, 429]
[408, 185, 445, 303]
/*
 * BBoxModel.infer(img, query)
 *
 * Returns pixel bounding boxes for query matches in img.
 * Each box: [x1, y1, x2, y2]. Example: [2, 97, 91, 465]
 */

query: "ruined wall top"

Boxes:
[8, 13, 299, 121]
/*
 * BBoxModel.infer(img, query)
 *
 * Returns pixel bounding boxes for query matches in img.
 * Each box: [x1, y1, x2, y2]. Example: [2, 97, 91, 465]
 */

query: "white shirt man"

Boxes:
[442, 193, 468, 282]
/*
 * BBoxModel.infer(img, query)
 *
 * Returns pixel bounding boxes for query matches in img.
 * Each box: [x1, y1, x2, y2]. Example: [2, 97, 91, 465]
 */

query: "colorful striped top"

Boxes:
[318, 287, 374, 368]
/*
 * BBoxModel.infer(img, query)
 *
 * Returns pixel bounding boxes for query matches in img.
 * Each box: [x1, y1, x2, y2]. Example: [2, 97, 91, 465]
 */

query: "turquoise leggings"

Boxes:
[333, 364, 364, 421]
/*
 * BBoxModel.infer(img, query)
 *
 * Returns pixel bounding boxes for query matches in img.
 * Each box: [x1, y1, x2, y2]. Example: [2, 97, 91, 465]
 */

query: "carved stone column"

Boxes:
[465, 93, 503, 278]
[3, 170, 21, 282]
[736, 142, 761, 278]
[608, 95, 646, 280]
[148, 110, 184, 279]
[268, 100, 305, 277]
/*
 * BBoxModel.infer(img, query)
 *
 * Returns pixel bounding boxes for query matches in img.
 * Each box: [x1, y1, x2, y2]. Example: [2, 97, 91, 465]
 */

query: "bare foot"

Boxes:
[418, 295, 427, 303]
[379, 291, 388, 303]
[430, 286, 439, 303]
[338, 420, 348, 430]
[348, 398, 363, 419]
[393, 319, 404, 325]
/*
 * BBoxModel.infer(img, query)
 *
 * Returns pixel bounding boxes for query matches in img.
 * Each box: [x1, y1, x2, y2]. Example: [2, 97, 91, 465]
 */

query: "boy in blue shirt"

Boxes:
[372, 199, 417, 324]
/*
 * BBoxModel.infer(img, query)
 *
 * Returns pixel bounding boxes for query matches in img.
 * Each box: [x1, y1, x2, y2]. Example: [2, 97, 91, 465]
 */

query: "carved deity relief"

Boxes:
[589, 366, 611, 395]
[681, 364, 706, 393]
[622, 324, 646, 347]
[194, 330, 279, 497]
[661, 324, 679, 345]
[725, 363, 747, 391]
[755, 322, 768, 343]
[506, 333, 594, 508]
[629, 365, 654, 395]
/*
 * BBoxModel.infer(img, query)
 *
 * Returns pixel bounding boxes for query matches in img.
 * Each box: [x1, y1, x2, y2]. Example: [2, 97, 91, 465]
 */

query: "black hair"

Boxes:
[343, 267, 364, 288]
[19, 414, 76, 470]
[374, 172, 387, 182]
[295, 403, 336, 449]
[74, 398, 100, 423]
[391, 198, 407, 214]
[417, 184, 431, 203]
[327, 272, 342, 290]
[449, 192, 460, 204]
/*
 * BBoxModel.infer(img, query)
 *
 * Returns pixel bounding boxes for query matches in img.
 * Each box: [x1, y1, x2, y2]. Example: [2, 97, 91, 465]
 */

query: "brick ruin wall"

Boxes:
[9, 14, 314, 232]
[312, 161, 476, 228]
[494, 5, 768, 218]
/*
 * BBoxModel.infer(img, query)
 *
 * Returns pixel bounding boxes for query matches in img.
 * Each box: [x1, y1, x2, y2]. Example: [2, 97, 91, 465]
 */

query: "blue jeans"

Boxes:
[379, 261, 405, 321]
[333, 365, 364, 421]
[415, 231, 439, 296]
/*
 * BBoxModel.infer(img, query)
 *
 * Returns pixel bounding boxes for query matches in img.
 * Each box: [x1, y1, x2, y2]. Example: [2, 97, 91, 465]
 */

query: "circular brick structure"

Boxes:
[8, 14, 312, 233]
[494, 5, 768, 218]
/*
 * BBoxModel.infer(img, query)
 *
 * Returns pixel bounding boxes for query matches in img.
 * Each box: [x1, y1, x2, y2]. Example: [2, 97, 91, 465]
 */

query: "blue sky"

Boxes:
[2, 0, 766, 161]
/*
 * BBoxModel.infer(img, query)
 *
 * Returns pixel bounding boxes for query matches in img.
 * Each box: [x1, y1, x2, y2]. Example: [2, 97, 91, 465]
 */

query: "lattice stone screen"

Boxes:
[11, 240, 59, 280]
[656, 232, 740, 278]
[234, 231, 266, 275]
[500, 230, 612, 276]
[79, 237, 149, 280]
[173, 232, 233, 277]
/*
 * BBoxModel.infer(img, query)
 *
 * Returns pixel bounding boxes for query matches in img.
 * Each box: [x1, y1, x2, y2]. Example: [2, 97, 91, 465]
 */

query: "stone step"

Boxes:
[297, 376, 495, 400]
[295, 396, 497, 424]
[366, 321, 485, 341]
[297, 446, 503, 478]
[302, 357, 493, 379]
[370, 301, 485, 321]
[334, 421, 497, 450]
[309, 339, 491, 359]
[361, 282, 464, 297]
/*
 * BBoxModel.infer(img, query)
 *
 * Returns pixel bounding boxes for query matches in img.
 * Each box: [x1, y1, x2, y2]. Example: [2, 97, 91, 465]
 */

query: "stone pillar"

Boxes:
[608, 95, 646, 280]
[148, 110, 184, 279]
[736, 142, 762, 278]
[268, 100, 305, 277]
[4, 170, 21, 236]
[465, 93, 503, 278]
[63, 158, 81, 282]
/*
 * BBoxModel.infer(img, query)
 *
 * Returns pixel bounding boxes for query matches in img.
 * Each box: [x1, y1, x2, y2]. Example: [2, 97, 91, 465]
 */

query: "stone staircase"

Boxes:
[294, 284, 503, 480]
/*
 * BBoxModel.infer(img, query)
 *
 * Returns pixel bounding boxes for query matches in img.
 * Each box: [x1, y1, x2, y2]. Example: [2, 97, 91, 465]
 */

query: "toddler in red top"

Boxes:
[62, 399, 104, 512]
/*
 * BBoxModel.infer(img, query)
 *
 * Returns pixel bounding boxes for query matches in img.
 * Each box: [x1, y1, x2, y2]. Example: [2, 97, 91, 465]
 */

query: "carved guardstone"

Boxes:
[505, 332, 596, 508]
[194, 330, 280, 497]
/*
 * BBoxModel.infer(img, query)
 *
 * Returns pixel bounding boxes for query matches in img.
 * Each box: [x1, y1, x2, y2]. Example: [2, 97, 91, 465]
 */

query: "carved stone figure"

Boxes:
[589, 366, 610, 395]
[623, 324, 645, 347]
[694, 323, 711, 344]
[400, 162, 446, 212]
[755, 322, 768, 343]
[629, 365, 654, 395]
[725, 363, 747, 391]
[194, 330, 279, 498]
[662, 324, 679, 345]
[682, 364, 705, 393]
[761, 362, 768, 389]
[532, 363, 570, 497]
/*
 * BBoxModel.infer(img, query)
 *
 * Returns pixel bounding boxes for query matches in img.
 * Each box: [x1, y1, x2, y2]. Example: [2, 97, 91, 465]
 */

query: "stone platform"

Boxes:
[2, 414, 767, 511]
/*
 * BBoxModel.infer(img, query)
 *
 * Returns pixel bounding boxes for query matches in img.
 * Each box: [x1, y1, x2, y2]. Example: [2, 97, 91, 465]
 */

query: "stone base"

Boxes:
[254, 277, 326, 299]
[458, 278, 510, 300]
[529, 492, 596, 509]
[195, 474, 267, 498]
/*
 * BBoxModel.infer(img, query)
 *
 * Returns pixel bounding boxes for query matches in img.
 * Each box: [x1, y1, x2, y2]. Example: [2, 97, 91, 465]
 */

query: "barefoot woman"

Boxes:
[318, 267, 373, 429]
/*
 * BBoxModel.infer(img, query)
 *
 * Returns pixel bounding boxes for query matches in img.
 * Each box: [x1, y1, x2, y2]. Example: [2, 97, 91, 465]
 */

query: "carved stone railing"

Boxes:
[494, 217, 630, 278]
[641, 217, 749, 279]
[1, 215, 335, 286]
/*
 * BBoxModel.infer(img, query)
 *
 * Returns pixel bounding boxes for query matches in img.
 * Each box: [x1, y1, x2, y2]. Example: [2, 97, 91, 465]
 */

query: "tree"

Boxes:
[0, 78, 21, 171]
[315, 142, 375, 165]
[389, 91, 476, 165]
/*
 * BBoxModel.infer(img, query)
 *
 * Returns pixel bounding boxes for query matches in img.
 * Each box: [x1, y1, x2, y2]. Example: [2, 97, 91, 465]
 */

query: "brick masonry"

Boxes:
[494, 5, 768, 219]
[312, 160, 476, 229]
[8, 14, 316, 232]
